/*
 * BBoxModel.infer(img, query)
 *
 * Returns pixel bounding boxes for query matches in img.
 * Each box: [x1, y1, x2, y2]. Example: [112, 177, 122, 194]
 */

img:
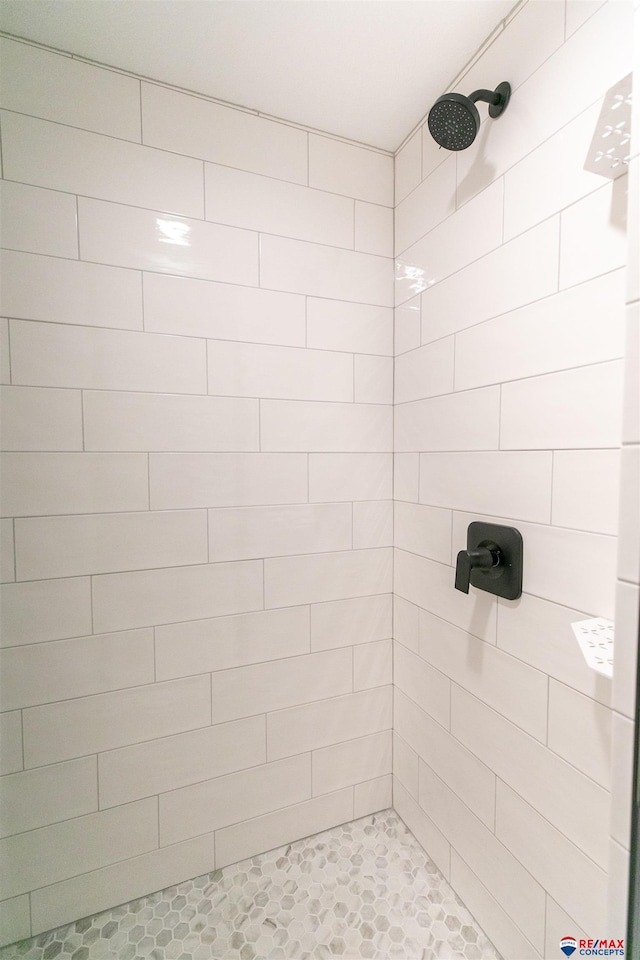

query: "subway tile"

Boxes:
[394, 339, 454, 404]
[395, 689, 494, 829]
[421, 610, 547, 740]
[453, 511, 617, 620]
[211, 649, 352, 724]
[354, 355, 393, 404]
[452, 687, 608, 866]
[267, 686, 392, 761]
[394, 501, 452, 564]
[0, 318, 9, 383]
[0, 37, 141, 141]
[500, 362, 623, 450]
[30, 832, 217, 938]
[560, 179, 628, 289]
[454, 269, 625, 391]
[419, 452, 552, 524]
[310, 593, 392, 652]
[0, 629, 154, 710]
[497, 593, 612, 708]
[395, 180, 503, 305]
[207, 502, 352, 562]
[393, 780, 450, 880]
[544, 898, 588, 960]
[353, 501, 393, 550]
[150, 453, 307, 510]
[394, 549, 497, 643]
[503, 103, 603, 239]
[10, 321, 207, 394]
[622, 304, 639, 445]
[215, 789, 353, 870]
[0, 712, 23, 776]
[143, 273, 305, 346]
[265, 548, 392, 608]
[159, 755, 311, 846]
[156, 606, 310, 681]
[495, 781, 607, 932]
[353, 775, 392, 818]
[354, 638, 392, 690]
[78, 198, 258, 285]
[610, 713, 635, 848]
[309, 453, 393, 502]
[613, 581, 639, 720]
[450, 853, 542, 960]
[260, 400, 392, 453]
[0, 385, 83, 451]
[2, 112, 203, 218]
[395, 386, 500, 453]
[627, 159, 640, 302]
[393, 595, 420, 653]
[208, 340, 353, 401]
[0, 453, 149, 517]
[394, 130, 422, 205]
[607, 840, 630, 941]
[260, 235, 393, 307]
[462, 0, 565, 108]
[421, 219, 559, 345]
[618, 445, 640, 584]
[312, 731, 392, 796]
[565, 0, 607, 37]
[141, 82, 307, 183]
[548, 680, 612, 787]
[0, 577, 91, 647]
[1, 520, 14, 583]
[0, 250, 143, 330]
[0, 895, 30, 950]
[0, 798, 157, 901]
[15, 510, 208, 580]
[354, 202, 393, 257]
[92, 560, 263, 633]
[307, 298, 393, 356]
[23, 675, 211, 768]
[393, 733, 419, 799]
[308, 135, 393, 206]
[418, 763, 546, 952]
[456, 1, 633, 208]
[395, 157, 456, 255]
[0, 757, 97, 839]
[552, 449, 620, 535]
[83, 391, 259, 452]
[394, 641, 451, 729]
[205, 163, 353, 247]
[99, 716, 265, 809]
[394, 296, 421, 356]
[0, 181, 78, 259]
[394, 453, 419, 504]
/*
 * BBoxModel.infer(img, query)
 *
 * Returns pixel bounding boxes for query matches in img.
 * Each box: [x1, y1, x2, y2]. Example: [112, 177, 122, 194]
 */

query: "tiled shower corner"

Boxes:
[0, 810, 501, 960]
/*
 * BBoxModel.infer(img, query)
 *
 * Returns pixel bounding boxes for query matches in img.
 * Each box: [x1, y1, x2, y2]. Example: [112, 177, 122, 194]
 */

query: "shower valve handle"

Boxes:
[454, 546, 500, 594]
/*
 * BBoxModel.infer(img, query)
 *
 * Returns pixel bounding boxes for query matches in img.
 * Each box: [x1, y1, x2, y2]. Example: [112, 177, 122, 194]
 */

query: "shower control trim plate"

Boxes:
[455, 521, 523, 600]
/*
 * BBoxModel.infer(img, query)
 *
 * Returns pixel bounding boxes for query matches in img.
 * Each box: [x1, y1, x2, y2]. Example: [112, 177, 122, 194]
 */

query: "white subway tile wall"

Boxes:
[0, 37, 393, 946]
[392, 2, 634, 957]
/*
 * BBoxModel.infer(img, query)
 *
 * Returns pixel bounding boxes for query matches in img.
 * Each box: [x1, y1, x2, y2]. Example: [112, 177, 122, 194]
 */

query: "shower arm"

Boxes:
[469, 88, 502, 107]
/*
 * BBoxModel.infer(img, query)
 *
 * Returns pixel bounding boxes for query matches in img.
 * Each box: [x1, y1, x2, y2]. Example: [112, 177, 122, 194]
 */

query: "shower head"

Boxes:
[427, 81, 511, 151]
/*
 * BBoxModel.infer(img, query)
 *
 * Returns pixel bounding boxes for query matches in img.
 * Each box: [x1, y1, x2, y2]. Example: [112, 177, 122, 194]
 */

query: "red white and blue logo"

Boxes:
[561, 938, 577, 957]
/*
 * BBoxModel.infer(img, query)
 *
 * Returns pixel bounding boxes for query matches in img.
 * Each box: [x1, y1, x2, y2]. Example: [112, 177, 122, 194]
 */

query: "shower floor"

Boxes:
[2, 809, 501, 960]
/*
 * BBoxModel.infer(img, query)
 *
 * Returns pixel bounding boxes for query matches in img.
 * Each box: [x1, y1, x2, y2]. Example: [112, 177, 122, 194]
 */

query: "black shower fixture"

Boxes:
[427, 81, 511, 151]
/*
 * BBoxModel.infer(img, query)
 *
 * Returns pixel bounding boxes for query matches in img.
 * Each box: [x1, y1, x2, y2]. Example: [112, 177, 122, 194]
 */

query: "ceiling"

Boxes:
[0, 0, 519, 151]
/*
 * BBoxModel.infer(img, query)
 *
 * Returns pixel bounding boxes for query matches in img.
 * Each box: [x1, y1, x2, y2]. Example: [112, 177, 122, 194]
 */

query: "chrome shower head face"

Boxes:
[427, 93, 480, 151]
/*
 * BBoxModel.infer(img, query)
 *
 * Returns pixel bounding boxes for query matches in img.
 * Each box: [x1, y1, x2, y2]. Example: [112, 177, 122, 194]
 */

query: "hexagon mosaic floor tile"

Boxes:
[1, 809, 502, 960]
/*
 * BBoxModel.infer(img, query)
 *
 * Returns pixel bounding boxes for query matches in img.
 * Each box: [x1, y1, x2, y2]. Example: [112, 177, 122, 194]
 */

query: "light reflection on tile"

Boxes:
[1, 809, 501, 960]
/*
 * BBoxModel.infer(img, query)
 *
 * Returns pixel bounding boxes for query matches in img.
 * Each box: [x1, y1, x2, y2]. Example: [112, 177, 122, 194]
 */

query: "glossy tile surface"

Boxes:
[1, 810, 501, 960]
